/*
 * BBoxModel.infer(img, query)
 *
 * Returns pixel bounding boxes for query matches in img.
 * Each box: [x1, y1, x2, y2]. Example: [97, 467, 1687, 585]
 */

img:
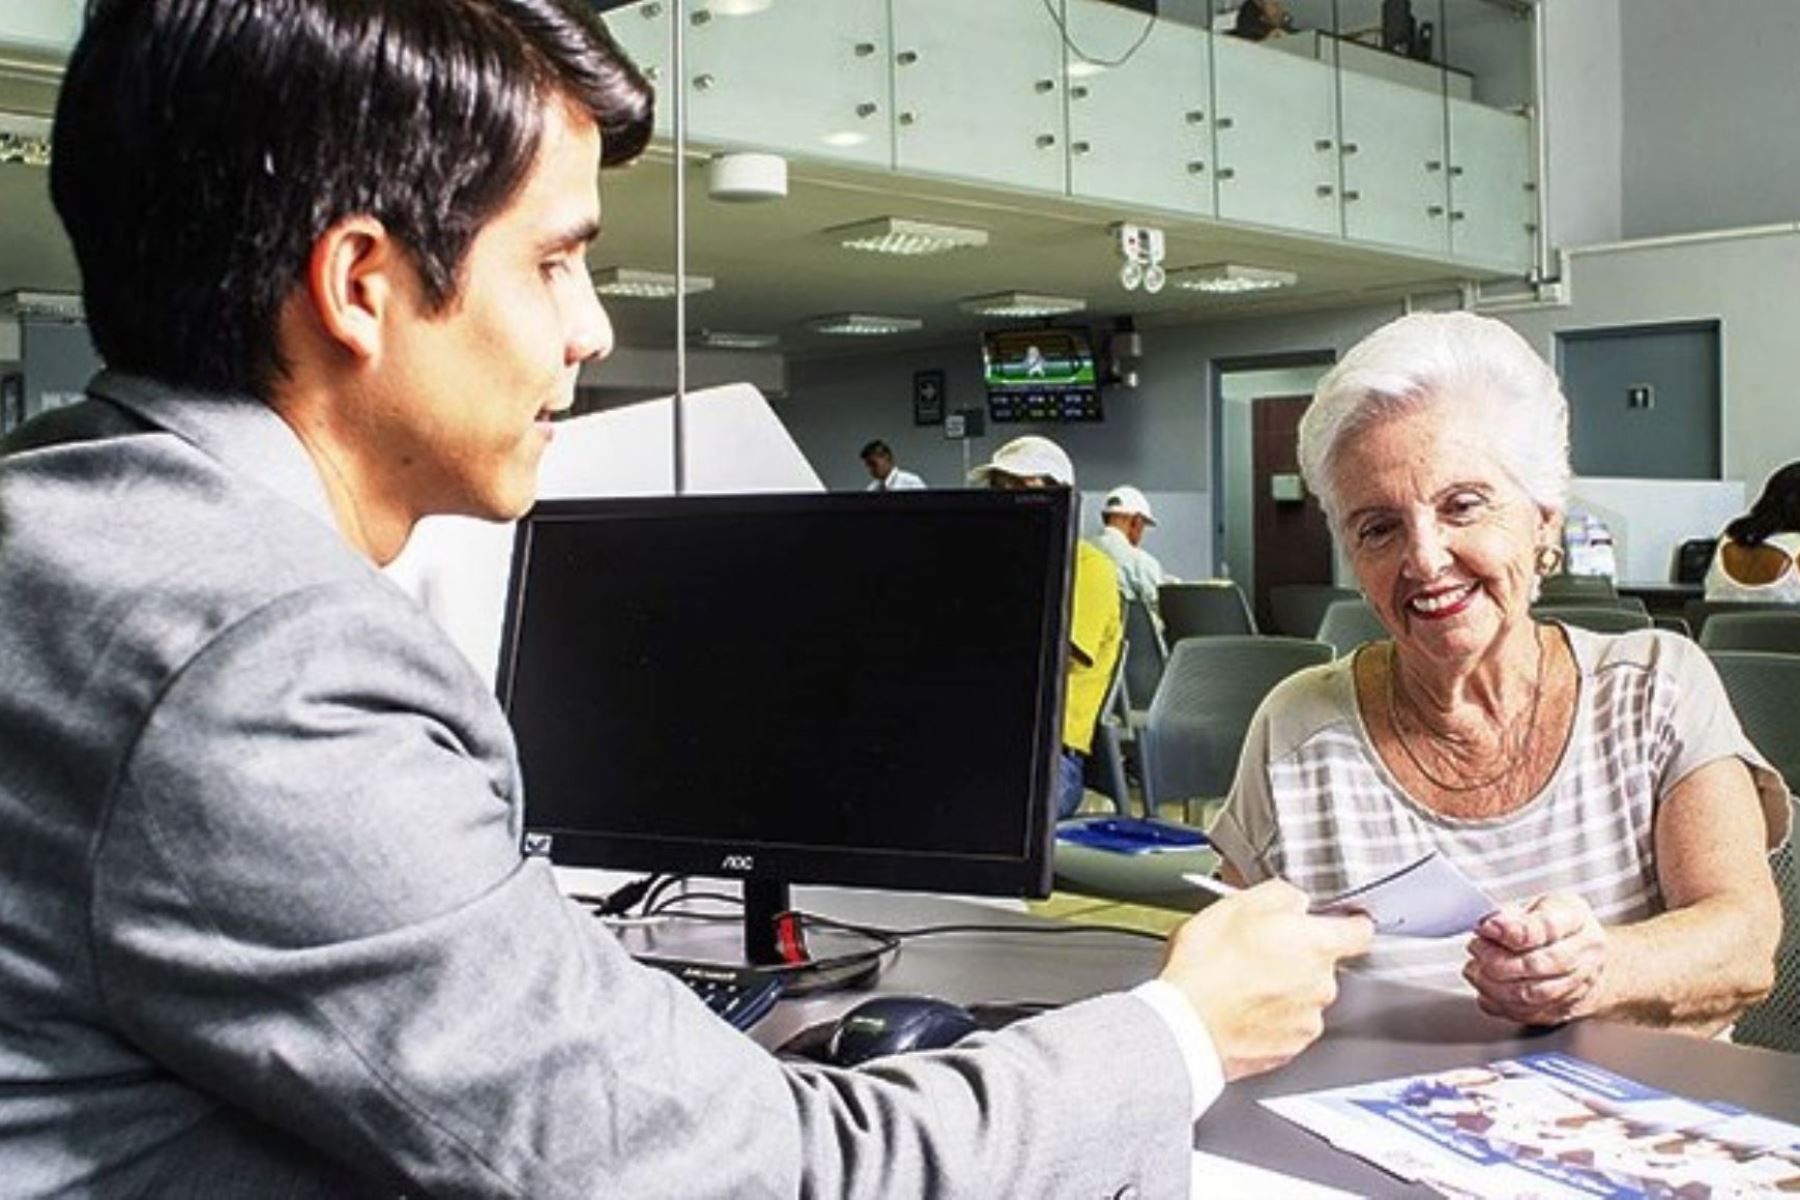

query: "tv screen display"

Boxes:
[983, 328, 1102, 423]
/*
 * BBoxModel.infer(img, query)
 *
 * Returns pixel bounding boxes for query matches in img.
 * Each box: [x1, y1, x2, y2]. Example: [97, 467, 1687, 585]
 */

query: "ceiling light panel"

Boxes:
[1166, 263, 1299, 295]
[958, 291, 1087, 319]
[591, 267, 715, 299]
[806, 313, 925, 336]
[831, 217, 990, 257]
[695, 330, 781, 350]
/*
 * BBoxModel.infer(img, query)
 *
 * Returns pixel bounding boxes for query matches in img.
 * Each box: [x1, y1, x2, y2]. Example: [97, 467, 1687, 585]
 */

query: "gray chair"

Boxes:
[1140, 636, 1333, 823]
[1120, 597, 1166, 717]
[1707, 654, 1800, 1052]
[1653, 615, 1693, 638]
[1532, 604, 1654, 634]
[1538, 574, 1618, 603]
[1082, 640, 1133, 816]
[1700, 610, 1800, 655]
[1708, 651, 1800, 795]
[1315, 598, 1389, 658]
[1684, 599, 1800, 638]
[1268, 583, 1360, 638]
[1158, 581, 1256, 643]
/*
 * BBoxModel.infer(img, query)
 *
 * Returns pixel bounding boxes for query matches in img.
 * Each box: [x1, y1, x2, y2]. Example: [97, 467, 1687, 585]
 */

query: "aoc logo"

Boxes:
[720, 854, 755, 873]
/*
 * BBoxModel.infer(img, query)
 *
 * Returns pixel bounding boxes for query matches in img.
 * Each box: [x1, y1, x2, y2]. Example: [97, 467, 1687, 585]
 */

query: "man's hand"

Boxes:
[1465, 892, 1607, 1026]
[1159, 880, 1373, 1081]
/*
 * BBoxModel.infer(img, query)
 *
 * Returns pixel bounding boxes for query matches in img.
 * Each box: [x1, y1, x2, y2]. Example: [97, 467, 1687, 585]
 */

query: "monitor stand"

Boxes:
[743, 878, 791, 966]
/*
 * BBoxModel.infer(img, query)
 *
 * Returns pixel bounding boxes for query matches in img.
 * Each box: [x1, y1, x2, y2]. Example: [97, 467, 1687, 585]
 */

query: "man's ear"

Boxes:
[303, 215, 399, 363]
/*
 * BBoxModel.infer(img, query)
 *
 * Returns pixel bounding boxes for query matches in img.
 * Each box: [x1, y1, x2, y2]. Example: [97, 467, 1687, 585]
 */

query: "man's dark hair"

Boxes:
[51, 0, 654, 398]
[1726, 461, 1800, 547]
[860, 440, 892, 461]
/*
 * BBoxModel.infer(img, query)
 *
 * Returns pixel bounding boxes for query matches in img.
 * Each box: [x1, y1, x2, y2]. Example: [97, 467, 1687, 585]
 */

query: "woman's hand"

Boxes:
[1464, 892, 1608, 1026]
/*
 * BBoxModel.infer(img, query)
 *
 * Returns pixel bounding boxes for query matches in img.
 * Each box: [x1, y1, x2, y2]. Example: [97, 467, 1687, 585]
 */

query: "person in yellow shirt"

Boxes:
[969, 435, 1122, 819]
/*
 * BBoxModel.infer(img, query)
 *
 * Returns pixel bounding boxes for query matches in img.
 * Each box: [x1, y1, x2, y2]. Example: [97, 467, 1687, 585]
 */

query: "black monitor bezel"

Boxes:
[495, 488, 1075, 900]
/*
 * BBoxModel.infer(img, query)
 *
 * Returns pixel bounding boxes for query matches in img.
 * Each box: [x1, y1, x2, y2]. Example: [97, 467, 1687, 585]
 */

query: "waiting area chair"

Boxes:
[1532, 604, 1653, 634]
[1537, 574, 1618, 604]
[1267, 583, 1360, 639]
[1315, 598, 1389, 658]
[1710, 654, 1800, 1053]
[1684, 599, 1800, 639]
[1700, 610, 1800, 655]
[1140, 636, 1333, 823]
[1158, 581, 1255, 643]
[1120, 597, 1166, 719]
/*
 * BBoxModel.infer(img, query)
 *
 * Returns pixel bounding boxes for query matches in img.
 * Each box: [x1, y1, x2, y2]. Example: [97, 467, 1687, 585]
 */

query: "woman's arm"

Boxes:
[1464, 757, 1781, 1034]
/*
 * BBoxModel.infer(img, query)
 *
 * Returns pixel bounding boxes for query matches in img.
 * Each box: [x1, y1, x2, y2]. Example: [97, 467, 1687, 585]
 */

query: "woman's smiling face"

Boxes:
[1331, 400, 1559, 670]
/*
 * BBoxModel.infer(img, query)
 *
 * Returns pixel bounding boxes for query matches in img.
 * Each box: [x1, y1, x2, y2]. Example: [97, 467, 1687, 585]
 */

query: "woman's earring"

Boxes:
[1535, 544, 1564, 576]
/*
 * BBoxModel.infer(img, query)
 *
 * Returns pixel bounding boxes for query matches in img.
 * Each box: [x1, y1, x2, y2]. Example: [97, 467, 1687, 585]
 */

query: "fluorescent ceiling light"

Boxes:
[830, 216, 989, 257]
[1166, 263, 1299, 295]
[695, 329, 781, 351]
[820, 130, 870, 148]
[591, 267, 715, 299]
[1066, 60, 1109, 79]
[709, 0, 773, 13]
[958, 291, 1087, 318]
[806, 313, 924, 336]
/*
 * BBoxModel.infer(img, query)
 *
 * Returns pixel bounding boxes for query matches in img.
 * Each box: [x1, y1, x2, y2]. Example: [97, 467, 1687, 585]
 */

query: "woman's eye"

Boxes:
[1357, 521, 1396, 546]
[1445, 494, 1486, 520]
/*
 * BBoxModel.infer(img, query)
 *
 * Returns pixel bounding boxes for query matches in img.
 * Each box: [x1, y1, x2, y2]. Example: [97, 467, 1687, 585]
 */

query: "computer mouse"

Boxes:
[824, 995, 980, 1067]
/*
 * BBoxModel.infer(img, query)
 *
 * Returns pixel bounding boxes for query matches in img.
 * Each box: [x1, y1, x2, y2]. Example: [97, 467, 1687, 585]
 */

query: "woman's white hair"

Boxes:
[1298, 311, 1571, 526]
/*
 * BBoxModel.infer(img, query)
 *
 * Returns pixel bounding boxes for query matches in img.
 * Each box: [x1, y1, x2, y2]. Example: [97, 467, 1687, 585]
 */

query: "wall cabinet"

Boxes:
[1338, 73, 1451, 256]
[1211, 35, 1342, 238]
[685, 0, 890, 169]
[890, 0, 1067, 192]
[1448, 99, 1535, 271]
[1065, 2, 1214, 218]
[599, 0, 1539, 278]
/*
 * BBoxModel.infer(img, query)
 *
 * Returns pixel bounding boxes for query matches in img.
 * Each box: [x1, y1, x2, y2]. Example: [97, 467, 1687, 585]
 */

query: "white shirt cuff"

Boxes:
[1130, 978, 1226, 1123]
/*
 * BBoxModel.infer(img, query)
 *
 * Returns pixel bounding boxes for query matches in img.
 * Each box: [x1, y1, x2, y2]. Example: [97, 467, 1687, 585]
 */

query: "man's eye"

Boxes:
[541, 257, 574, 280]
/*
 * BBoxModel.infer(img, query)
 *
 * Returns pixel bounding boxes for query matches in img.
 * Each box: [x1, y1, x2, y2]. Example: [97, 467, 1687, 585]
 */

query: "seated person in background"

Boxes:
[860, 438, 926, 491]
[971, 436, 1121, 820]
[1231, 0, 1297, 41]
[1097, 484, 1177, 613]
[0, 2, 1375, 1194]
[1706, 461, 1800, 603]
[1209, 312, 1786, 1035]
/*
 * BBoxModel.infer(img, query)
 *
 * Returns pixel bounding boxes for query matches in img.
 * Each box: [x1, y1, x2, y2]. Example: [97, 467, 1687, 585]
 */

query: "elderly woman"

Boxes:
[1210, 312, 1787, 1034]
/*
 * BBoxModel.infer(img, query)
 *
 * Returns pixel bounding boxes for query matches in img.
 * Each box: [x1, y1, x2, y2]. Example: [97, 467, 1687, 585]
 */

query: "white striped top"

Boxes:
[1209, 627, 1791, 993]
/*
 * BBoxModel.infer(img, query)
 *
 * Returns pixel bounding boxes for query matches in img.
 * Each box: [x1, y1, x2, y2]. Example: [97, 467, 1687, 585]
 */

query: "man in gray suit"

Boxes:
[0, 1, 1372, 1195]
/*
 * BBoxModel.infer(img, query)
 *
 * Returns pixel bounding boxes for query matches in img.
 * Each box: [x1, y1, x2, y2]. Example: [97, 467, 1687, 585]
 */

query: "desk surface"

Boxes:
[612, 886, 1800, 1195]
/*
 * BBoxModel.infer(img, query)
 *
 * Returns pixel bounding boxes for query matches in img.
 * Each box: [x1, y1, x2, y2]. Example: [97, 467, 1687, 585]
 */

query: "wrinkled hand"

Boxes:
[1161, 879, 1374, 1081]
[1465, 892, 1607, 1026]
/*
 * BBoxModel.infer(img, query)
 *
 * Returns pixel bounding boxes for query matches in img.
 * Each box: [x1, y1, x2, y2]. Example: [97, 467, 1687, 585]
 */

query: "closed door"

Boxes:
[1252, 396, 1334, 630]
[1558, 322, 1721, 480]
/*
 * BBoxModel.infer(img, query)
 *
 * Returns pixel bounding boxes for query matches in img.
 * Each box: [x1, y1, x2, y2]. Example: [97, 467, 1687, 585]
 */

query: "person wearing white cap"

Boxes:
[1098, 484, 1177, 612]
[969, 435, 1122, 820]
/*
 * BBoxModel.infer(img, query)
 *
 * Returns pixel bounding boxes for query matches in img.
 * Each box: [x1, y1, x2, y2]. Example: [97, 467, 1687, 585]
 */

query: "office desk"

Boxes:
[612, 886, 1800, 1195]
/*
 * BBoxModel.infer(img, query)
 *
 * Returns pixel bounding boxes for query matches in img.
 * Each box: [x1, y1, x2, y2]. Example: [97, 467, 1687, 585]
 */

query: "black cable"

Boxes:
[1039, 0, 1158, 71]
[586, 874, 660, 918]
[800, 912, 1169, 946]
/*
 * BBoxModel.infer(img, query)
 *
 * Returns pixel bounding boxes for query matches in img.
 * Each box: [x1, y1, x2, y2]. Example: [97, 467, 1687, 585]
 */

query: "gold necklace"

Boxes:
[1385, 626, 1545, 794]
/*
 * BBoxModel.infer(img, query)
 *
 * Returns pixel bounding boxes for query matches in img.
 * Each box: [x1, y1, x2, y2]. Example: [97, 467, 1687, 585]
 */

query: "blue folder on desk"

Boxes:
[1056, 817, 1209, 856]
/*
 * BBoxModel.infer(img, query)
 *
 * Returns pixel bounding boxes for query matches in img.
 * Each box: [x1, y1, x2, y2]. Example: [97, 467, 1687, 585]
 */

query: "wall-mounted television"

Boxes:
[983, 328, 1102, 424]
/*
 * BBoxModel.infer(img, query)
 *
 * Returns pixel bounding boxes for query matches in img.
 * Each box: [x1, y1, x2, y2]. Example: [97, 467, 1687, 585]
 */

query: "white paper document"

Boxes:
[1309, 851, 1496, 938]
[1190, 1150, 1364, 1198]
[1186, 852, 1496, 938]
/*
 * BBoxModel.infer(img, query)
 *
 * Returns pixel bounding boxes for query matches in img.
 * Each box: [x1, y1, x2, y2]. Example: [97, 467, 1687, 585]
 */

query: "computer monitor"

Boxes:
[496, 489, 1075, 966]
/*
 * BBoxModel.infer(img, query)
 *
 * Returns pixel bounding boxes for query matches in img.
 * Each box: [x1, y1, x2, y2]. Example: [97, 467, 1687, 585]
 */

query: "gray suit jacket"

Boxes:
[0, 373, 1194, 1197]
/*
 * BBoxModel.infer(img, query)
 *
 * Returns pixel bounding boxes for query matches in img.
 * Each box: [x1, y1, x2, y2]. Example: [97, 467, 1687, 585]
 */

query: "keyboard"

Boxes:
[641, 958, 783, 1031]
